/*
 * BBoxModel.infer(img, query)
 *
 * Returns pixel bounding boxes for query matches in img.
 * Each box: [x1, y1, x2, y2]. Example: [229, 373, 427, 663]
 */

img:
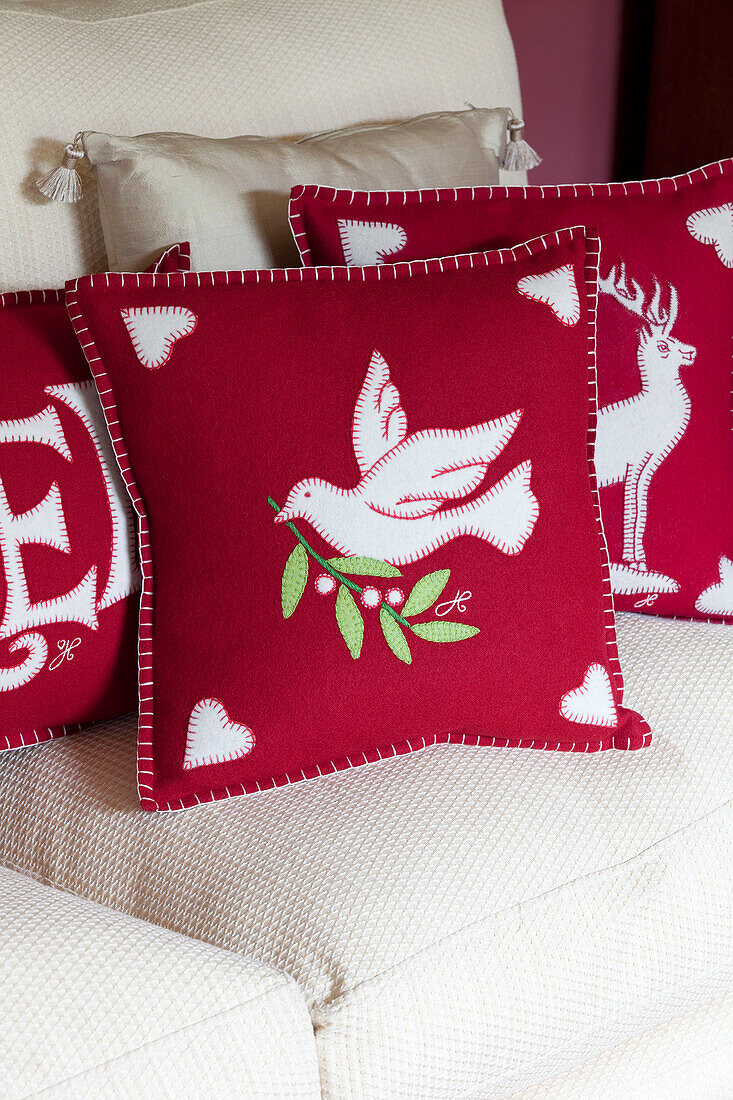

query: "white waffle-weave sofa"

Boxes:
[0, 2, 731, 1096]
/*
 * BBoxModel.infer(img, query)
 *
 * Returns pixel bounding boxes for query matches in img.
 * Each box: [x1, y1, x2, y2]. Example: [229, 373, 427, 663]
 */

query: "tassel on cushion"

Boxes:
[501, 119, 542, 172]
[36, 134, 85, 202]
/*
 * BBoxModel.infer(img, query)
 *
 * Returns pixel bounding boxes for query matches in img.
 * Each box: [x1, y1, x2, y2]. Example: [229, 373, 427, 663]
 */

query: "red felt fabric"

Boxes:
[0, 243, 189, 751]
[67, 229, 649, 812]
[290, 161, 733, 622]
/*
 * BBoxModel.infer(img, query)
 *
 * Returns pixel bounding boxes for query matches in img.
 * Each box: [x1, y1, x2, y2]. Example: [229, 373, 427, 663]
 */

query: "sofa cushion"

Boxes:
[0, 613, 730, 1096]
[82, 109, 511, 273]
[512, 993, 733, 1100]
[68, 231, 648, 811]
[0, 865, 320, 1099]
[0, 243, 187, 752]
[0, 0, 523, 291]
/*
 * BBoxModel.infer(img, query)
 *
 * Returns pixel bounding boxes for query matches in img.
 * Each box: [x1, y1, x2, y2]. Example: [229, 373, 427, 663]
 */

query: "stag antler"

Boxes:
[599, 262, 678, 334]
[646, 279, 678, 334]
[598, 261, 646, 318]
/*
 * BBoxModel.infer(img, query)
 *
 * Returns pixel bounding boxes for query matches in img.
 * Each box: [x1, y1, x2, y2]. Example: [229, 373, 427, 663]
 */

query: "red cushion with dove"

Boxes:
[0, 243, 190, 751]
[290, 160, 733, 621]
[67, 228, 649, 813]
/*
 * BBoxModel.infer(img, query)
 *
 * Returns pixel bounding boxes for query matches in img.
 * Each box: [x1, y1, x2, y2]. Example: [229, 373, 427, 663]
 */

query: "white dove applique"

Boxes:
[275, 350, 539, 566]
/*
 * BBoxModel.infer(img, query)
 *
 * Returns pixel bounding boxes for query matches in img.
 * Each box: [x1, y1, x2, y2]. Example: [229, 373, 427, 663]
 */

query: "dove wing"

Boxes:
[361, 410, 524, 519]
[352, 350, 408, 475]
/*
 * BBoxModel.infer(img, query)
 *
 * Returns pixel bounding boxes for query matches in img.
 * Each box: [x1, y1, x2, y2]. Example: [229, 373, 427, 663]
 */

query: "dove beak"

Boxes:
[273, 510, 288, 524]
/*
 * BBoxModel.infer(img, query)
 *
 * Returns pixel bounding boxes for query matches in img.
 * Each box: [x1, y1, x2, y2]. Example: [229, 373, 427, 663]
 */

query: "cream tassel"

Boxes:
[500, 119, 542, 171]
[36, 134, 85, 202]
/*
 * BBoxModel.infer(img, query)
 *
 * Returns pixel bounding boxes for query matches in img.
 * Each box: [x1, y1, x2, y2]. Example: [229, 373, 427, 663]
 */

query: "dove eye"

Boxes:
[304, 491, 311, 498]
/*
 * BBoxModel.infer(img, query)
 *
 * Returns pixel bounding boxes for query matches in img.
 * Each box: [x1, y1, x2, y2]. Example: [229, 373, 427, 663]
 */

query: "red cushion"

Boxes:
[66, 228, 649, 813]
[0, 243, 189, 751]
[290, 160, 733, 622]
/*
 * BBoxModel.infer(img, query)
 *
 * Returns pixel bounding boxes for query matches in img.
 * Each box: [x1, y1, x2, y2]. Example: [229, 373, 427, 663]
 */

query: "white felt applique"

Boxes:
[517, 264, 580, 325]
[694, 556, 733, 616]
[184, 699, 254, 770]
[608, 563, 679, 596]
[121, 307, 197, 369]
[560, 663, 618, 728]
[46, 381, 141, 609]
[596, 262, 695, 592]
[686, 204, 733, 268]
[337, 219, 407, 266]
[275, 349, 539, 565]
[0, 385, 140, 694]
[0, 633, 48, 692]
[0, 478, 98, 640]
[0, 407, 72, 461]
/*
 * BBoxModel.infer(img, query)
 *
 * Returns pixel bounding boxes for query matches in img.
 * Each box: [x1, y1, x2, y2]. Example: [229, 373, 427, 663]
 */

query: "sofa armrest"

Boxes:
[0, 865, 320, 1098]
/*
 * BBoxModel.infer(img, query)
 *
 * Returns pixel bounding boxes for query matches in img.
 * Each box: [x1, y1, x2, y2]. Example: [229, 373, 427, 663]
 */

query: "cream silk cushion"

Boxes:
[0, 0, 523, 290]
[82, 109, 511, 271]
[1, 614, 731, 1098]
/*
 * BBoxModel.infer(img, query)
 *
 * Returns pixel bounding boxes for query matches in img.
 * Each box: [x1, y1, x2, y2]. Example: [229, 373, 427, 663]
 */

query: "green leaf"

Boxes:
[335, 584, 364, 658]
[411, 620, 480, 643]
[327, 556, 401, 578]
[402, 569, 450, 617]
[380, 609, 412, 664]
[281, 544, 308, 619]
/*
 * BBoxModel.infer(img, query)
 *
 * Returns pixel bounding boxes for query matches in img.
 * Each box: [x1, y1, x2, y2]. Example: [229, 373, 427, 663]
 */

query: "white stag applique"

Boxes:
[269, 350, 538, 663]
[596, 263, 695, 597]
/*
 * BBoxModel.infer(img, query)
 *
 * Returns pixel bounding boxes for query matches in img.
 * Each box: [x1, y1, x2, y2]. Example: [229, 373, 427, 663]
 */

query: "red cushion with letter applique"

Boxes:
[67, 228, 650, 813]
[0, 243, 190, 751]
[290, 160, 733, 622]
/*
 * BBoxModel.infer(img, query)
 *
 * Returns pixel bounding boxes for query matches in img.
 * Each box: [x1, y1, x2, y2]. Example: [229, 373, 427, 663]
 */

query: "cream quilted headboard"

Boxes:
[0, 0, 523, 291]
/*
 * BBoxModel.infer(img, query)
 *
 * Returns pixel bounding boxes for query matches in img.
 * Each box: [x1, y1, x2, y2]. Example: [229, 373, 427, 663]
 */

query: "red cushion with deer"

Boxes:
[290, 161, 733, 621]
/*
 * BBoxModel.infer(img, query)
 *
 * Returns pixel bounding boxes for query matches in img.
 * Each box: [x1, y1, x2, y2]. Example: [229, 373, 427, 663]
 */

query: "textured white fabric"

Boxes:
[0, 865, 320, 1099]
[0, 613, 731, 1096]
[0, 0, 523, 291]
[315, 807, 733, 1098]
[83, 109, 510, 273]
[513, 993, 733, 1100]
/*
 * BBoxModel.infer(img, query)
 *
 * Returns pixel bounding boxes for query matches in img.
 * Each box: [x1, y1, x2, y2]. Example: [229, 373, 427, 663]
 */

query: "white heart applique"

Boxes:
[337, 219, 407, 266]
[694, 556, 733, 616]
[517, 264, 581, 326]
[184, 698, 254, 770]
[686, 204, 733, 268]
[121, 306, 197, 369]
[559, 663, 619, 728]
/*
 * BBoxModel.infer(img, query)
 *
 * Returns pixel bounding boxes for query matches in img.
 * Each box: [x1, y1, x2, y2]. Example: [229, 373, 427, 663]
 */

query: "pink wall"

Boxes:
[503, 0, 627, 184]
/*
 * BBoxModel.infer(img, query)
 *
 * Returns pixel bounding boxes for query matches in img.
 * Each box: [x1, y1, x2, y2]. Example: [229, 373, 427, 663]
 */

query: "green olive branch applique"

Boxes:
[269, 496, 480, 663]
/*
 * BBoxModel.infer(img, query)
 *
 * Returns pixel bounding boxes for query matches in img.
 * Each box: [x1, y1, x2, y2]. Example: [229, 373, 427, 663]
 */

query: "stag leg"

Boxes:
[632, 456, 658, 570]
[622, 462, 643, 567]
